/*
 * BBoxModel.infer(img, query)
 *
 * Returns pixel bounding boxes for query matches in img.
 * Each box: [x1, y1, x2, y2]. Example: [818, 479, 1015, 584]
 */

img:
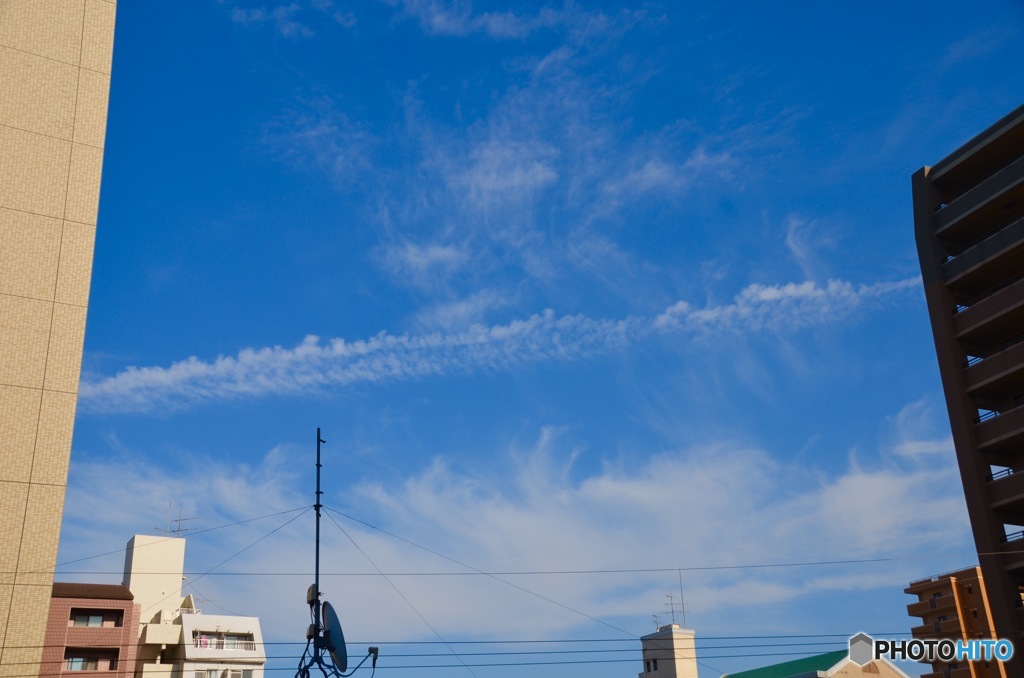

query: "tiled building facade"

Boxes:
[41, 583, 139, 678]
[0, 1, 117, 676]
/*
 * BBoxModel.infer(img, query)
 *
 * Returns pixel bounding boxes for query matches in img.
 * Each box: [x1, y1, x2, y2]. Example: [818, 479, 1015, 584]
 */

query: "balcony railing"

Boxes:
[193, 638, 257, 651]
[1002, 530, 1024, 543]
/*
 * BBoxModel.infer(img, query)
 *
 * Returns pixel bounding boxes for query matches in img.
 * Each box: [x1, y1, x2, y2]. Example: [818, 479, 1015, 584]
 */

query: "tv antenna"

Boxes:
[155, 502, 197, 537]
[665, 594, 679, 625]
[296, 428, 379, 678]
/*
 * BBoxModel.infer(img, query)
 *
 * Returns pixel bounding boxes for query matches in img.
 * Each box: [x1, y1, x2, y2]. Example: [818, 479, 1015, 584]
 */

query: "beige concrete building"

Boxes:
[639, 624, 698, 678]
[122, 536, 266, 678]
[0, 1, 117, 676]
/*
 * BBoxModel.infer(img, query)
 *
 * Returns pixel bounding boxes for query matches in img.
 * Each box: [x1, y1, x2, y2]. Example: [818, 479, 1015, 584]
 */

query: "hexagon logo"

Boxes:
[849, 632, 874, 666]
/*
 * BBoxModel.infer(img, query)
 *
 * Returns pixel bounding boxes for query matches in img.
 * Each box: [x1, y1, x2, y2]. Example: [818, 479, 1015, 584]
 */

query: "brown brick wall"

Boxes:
[42, 595, 140, 678]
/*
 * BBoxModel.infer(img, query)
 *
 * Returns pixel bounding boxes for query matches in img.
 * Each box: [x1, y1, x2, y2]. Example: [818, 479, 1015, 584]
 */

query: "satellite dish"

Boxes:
[321, 601, 348, 672]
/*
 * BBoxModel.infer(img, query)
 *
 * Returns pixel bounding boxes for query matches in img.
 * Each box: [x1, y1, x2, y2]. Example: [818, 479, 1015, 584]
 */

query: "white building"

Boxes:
[639, 624, 698, 678]
[122, 535, 266, 678]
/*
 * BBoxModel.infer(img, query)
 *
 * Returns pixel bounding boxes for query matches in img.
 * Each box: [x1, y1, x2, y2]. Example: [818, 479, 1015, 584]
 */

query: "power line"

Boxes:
[46, 555, 981, 578]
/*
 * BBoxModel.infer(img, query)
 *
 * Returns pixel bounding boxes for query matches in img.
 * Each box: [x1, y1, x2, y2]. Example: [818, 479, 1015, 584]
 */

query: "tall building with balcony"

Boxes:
[913, 103, 1024, 668]
[0, 2, 117, 676]
[905, 567, 1007, 678]
[122, 535, 266, 678]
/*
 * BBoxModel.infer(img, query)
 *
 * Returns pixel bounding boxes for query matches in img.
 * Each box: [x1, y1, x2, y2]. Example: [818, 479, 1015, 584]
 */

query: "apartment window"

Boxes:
[227, 670, 254, 678]
[72, 615, 103, 628]
[967, 585, 973, 593]
[67, 658, 98, 671]
[653, 659, 659, 670]
[646, 661, 651, 673]
[70, 608, 123, 628]
[65, 649, 118, 671]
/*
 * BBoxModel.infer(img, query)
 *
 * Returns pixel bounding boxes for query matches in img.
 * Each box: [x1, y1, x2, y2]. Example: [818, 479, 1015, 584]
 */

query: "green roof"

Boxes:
[723, 650, 849, 678]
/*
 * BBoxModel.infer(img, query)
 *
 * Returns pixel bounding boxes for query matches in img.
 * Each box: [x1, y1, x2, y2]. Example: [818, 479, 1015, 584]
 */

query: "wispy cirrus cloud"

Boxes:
[80, 277, 919, 414]
[261, 98, 376, 184]
[231, 3, 315, 38]
[59, 412, 970, 643]
[229, 0, 355, 37]
[391, 0, 574, 40]
[654, 277, 919, 334]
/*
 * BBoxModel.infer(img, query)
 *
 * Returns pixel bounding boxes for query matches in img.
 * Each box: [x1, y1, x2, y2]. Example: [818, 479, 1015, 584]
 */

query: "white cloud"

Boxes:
[261, 98, 375, 184]
[81, 276, 919, 414]
[58, 423, 971, 645]
[231, 3, 315, 38]
[392, 1, 565, 39]
[411, 289, 508, 330]
[784, 214, 837, 281]
[654, 277, 920, 334]
[604, 148, 733, 199]
[941, 25, 1017, 69]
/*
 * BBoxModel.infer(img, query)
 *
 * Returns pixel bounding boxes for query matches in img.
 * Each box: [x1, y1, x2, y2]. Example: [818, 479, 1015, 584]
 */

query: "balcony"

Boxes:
[945, 215, 1024, 296]
[139, 623, 183, 646]
[1000, 532, 1024, 572]
[975, 403, 1024, 465]
[908, 595, 956, 617]
[934, 153, 1024, 244]
[954, 276, 1024, 350]
[989, 468, 1024, 523]
[193, 637, 257, 651]
[965, 339, 1024, 407]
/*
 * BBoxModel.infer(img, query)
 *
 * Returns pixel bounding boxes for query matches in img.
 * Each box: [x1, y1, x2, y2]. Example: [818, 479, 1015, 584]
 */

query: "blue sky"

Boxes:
[57, 2, 1024, 677]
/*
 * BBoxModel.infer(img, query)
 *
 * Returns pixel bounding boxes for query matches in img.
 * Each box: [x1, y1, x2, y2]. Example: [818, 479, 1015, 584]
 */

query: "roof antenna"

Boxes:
[295, 428, 379, 678]
[678, 569, 687, 628]
[155, 503, 197, 537]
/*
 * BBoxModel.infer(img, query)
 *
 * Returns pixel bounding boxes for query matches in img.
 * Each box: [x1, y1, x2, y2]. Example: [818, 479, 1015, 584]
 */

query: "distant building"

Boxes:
[912, 103, 1024, 660]
[639, 624, 698, 678]
[42, 583, 140, 678]
[123, 535, 267, 678]
[720, 650, 908, 678]
[905, 567, 1011, 678]
[0, 2, 117, 675]
[46, 535, 266, 678]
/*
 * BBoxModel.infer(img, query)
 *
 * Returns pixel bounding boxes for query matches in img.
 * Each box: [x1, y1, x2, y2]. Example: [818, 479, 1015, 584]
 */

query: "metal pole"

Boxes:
[315, 428, 325, 658]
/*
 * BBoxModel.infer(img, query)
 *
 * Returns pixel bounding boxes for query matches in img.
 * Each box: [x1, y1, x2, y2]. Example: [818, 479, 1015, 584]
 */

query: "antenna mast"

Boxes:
[678, 569, 687, 628]
[295, 428, 378, 678]
[155, 504, 197, 537]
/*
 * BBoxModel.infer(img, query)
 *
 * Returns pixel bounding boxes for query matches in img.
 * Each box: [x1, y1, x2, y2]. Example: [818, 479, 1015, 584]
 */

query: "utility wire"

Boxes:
[49, 506, 312, 571]
[324, 505, 729, 675]
[322, 510, 480, 678]
[47, 551, 978, 577]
